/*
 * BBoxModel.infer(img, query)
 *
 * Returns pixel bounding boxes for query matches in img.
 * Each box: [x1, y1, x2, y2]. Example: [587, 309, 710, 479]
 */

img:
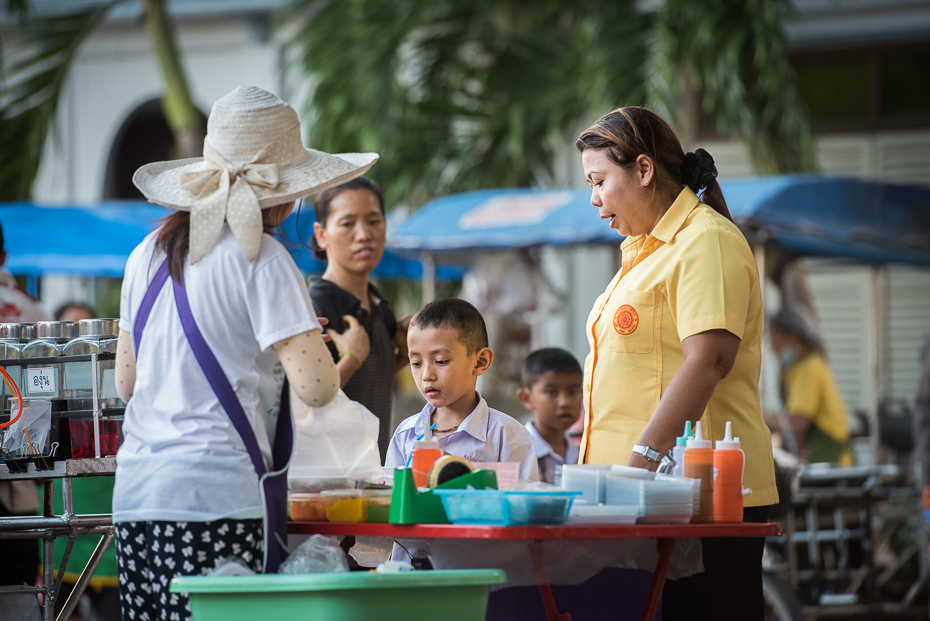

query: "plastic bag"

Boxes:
[289, 389, 383, 491]
[0, 399, 51, 458]
[277, 535, 349, 574]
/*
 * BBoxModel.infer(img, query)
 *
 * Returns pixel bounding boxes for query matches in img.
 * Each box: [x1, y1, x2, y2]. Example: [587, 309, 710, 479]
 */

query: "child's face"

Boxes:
[407, 325, 492, 412]
[518, 371, 583, 434]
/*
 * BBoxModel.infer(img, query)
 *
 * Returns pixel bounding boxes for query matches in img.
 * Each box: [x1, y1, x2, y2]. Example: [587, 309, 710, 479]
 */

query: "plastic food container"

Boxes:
[289, 493, 327, 522]
[170, 569, 508, 621]
[568, 504, 638, 525]
[363, 489, 392, 523]
[433, 489, 581, 526]
[321, 490, 366, 523]
[560, 464, 612, 505]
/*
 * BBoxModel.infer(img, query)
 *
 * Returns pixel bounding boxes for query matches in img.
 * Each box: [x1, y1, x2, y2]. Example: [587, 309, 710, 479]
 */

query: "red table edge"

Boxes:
[288, 521, 782, 539]
[288, 521, 781, 621]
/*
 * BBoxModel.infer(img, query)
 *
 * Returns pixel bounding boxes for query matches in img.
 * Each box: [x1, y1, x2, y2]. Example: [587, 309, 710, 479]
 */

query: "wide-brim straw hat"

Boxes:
[133, 86, 378, 263]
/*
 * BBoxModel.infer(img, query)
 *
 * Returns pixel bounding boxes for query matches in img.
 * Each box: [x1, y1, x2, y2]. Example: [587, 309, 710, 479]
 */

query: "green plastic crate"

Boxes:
[170, 569, 507, 621]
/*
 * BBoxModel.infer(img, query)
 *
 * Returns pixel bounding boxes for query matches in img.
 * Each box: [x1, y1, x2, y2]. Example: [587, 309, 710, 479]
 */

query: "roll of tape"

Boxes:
[427, 455, 474, 487]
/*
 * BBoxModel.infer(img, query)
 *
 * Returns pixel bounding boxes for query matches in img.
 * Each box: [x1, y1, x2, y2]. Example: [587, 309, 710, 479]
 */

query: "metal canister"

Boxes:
[22, 321, 80, 398]
[63, 319, 121, 408]
[0, 323, 35, 414]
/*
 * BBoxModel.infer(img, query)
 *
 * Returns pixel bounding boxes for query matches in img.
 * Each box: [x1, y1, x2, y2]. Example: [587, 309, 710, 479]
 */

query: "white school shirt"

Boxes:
[385, 395, 537, 562]
[384, 394, 539, 482]
[113, 228, 321, 523]
[524, 420, 579, 485]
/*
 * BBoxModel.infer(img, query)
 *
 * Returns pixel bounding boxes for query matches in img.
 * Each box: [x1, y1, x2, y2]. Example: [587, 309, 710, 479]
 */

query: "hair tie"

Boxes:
[684, 148, 718, 193]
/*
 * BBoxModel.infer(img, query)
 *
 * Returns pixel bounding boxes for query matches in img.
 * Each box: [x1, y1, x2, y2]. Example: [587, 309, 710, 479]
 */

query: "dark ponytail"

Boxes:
[576, 107, 732, 222]
[155, 202, 294, 283]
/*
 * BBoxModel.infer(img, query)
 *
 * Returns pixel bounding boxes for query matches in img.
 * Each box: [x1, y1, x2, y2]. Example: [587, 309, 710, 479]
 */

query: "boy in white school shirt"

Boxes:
[517, 348, 583, 485]
[385, 298, 538, 481]
[384, 298, 538, 566]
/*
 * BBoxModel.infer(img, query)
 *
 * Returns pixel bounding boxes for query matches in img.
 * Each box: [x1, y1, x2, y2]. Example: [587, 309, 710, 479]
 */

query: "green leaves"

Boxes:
[284, 0, 648, 209]
[652, 0, 816, 173]
[0, 2, 118, 201]
[285, 0, 815, 211]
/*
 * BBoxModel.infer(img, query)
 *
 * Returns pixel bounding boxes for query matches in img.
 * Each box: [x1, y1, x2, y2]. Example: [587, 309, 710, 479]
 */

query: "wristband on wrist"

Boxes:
[340, 349, 363, 367]
[631, 444, 663, 462]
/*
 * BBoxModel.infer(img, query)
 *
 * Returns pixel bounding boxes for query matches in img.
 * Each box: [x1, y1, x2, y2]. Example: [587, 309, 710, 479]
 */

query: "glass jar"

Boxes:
[62, 319, 120, 408]
[21, 321, 79, 398]
[0, 323, 36, 415]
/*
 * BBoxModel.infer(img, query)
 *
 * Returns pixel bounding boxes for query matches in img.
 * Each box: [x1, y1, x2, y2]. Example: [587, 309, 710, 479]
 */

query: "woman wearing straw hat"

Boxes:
[113, 86, 377, 621]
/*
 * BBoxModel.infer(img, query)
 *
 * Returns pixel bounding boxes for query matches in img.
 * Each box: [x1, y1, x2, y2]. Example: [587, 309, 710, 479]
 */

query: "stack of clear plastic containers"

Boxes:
[21, 321, 79, 398]
[561, 464, 697, 524]
[0, 323, 36, 415]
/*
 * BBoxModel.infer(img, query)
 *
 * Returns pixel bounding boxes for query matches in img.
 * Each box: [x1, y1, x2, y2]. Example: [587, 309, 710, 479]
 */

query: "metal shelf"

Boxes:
[0, 457, 116, 481]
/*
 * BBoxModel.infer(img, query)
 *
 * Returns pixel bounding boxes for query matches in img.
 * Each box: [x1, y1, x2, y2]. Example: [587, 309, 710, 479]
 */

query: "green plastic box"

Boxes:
[170, 569, 507, 621]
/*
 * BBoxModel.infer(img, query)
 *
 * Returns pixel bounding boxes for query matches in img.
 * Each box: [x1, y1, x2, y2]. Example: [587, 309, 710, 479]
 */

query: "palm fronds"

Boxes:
[651, 0, 816, 173]
[285, 0, 816, 210]
[0, 2, 117, 201]
[285, 0, 646, 208]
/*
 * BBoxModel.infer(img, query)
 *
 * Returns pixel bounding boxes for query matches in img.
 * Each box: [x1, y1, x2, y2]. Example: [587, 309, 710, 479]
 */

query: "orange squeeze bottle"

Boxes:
[411, 431, 442, 487]
[684, 420, 714, 523]
[713, 421, 750, 523]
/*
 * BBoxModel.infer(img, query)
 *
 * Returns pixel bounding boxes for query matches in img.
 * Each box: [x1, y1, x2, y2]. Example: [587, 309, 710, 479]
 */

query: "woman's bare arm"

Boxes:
[629, 329, 741, 470]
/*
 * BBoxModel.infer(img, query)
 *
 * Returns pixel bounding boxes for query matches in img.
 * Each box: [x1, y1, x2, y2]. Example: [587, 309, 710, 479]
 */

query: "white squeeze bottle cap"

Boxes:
[686, 420, 712, 449]
[415, 426, 439, 450]
[715, 421, 741, 451]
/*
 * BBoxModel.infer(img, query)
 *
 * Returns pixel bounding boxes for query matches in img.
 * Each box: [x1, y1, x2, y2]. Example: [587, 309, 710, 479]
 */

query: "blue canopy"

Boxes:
[388, 176, 930, 265]
[0, 201, 465, 278]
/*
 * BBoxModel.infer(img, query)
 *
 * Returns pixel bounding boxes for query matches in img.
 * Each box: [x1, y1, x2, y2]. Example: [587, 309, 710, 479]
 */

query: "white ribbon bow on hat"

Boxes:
[179, 140, 280, 263]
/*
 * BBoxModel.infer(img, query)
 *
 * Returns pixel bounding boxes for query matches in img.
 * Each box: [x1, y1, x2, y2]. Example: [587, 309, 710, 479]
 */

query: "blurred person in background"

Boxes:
[765, 307, 850, 464]
[310, 176, 410, 461]
[54, 302, 96, 322]
[0, 217, 48, 591]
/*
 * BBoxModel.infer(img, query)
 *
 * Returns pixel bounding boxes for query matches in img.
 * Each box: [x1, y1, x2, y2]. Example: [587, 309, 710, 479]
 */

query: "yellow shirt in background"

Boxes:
[784, 351, 849, 463]
[580, 187, 778, 507]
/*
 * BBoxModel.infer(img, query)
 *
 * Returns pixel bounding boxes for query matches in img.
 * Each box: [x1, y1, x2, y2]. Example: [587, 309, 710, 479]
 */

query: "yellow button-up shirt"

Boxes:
[580, 188, 777, 507]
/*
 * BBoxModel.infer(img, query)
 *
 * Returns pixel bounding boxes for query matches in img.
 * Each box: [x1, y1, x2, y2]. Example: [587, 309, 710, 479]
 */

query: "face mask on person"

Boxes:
[780, 349, 798, 369]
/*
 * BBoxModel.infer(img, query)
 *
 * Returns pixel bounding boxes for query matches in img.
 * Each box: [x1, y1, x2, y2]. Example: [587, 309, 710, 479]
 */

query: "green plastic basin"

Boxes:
[170, 569, 507, 621]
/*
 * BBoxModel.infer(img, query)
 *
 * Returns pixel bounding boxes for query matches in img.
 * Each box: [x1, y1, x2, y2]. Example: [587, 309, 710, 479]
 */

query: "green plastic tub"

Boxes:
[170, 569, 507, 621]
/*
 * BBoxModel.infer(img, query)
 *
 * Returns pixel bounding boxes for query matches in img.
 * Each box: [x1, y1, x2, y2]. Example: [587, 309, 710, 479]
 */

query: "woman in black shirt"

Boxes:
[310, 177, 409, 460]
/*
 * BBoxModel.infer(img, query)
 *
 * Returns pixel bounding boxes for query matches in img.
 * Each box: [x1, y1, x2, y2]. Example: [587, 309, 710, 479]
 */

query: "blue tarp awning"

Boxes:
[388, 175, 930, 265]
[0, 201, 465, 279]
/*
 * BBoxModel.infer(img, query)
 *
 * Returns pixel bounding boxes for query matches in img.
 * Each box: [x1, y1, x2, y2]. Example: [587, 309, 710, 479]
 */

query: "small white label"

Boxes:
[26, 368, 56, 394]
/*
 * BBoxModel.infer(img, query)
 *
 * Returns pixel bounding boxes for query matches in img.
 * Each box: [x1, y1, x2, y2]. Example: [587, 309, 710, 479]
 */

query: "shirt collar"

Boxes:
[309, 278, 390, 313]
[413, 392, 490, 443]
[649, 186, 700, 244]
[524, 420, 554, 459]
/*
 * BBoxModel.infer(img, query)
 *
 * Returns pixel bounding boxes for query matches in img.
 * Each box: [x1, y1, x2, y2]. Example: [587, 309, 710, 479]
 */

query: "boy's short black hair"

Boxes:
[410, 298, 489, 355]
[522, 348, 583, 388]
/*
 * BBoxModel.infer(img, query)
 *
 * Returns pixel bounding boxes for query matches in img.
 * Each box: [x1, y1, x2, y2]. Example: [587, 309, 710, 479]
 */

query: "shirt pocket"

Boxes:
[606, 290, 655, 354]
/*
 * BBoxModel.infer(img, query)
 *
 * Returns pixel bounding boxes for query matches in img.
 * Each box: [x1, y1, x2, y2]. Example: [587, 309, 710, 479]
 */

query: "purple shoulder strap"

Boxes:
[132, 260, 169, 354]
[133, 259, 293, 572]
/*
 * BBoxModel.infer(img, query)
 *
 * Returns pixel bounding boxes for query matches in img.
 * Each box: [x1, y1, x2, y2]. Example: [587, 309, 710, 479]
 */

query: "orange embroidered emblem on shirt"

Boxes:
[613, 305, 639, 335]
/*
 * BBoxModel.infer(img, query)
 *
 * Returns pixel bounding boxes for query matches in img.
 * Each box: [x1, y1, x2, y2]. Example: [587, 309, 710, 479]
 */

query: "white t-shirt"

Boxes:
[112, 227, 321, 523]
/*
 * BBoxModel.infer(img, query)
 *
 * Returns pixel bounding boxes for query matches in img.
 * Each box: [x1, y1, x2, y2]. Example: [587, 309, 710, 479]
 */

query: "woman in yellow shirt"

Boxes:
[576, 107, 777, 621]
[767, 307, 850, 463]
